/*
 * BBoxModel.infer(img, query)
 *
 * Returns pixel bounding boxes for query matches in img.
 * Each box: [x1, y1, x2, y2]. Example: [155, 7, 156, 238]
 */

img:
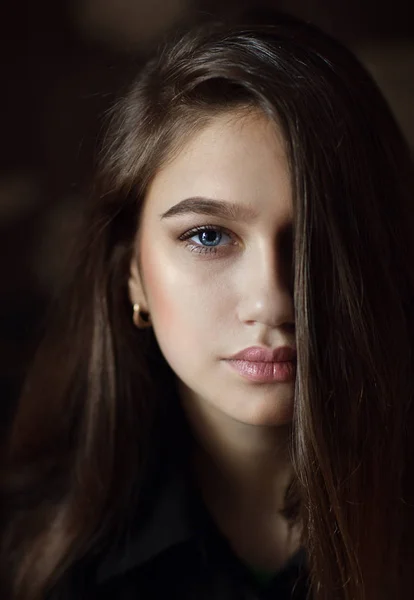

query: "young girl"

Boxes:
[1, 12, 414, 600]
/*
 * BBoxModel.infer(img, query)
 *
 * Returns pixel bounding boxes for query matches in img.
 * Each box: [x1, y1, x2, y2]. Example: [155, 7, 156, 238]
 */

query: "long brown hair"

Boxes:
[1, 13, 414, 600]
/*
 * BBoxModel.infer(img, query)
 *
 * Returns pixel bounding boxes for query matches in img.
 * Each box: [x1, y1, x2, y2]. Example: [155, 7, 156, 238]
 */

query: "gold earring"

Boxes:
[132, 303, 152, 328]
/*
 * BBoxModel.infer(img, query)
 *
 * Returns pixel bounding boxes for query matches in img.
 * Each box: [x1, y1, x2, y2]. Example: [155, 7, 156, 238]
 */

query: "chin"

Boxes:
[233, 400, 295, 427]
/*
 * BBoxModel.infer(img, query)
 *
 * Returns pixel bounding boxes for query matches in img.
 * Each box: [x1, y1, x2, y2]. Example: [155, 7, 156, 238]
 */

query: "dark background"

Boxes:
[1, 0, 413, 432]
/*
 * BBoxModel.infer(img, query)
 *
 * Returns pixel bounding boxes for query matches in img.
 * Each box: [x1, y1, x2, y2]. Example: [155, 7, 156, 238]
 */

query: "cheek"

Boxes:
[140, 238, 234, 359]
[140, 238, 202, 363]
[141, 250, 182, 336]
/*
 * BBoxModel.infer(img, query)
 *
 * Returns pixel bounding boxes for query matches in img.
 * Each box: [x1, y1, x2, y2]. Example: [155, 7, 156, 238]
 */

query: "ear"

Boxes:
[128, 257, 148, 311]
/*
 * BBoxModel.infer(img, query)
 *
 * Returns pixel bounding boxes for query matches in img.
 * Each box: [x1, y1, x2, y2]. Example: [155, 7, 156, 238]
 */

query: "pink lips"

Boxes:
[224, 346, 297, 383]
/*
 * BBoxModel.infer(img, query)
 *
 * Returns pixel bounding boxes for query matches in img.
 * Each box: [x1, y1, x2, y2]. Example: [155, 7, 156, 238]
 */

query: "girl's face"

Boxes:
[129, 110, 296, 426]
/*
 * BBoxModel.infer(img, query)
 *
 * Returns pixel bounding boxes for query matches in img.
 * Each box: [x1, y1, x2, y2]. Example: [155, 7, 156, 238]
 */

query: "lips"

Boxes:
[224, 346, 297, 383]
[228, 346, 297, 363]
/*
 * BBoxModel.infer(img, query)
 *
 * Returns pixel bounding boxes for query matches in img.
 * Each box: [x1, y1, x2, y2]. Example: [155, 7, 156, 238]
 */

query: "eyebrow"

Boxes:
[160, 197, 258, 222]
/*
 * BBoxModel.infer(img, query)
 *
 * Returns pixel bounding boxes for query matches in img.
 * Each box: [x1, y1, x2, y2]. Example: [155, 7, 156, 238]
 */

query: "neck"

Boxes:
[181, 391, 294, 512]
[179, 389, 302, 571]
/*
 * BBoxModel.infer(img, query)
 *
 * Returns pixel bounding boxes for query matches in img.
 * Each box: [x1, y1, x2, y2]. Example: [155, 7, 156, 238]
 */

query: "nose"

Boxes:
[236, 241, 294, 331]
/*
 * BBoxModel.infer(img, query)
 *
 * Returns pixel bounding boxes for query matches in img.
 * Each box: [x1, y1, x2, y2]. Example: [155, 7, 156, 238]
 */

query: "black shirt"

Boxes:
[50, 412, 310, 600]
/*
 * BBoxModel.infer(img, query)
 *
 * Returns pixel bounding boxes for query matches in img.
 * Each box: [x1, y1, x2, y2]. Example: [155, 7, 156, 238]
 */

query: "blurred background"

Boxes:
[1, 0, 413, 433]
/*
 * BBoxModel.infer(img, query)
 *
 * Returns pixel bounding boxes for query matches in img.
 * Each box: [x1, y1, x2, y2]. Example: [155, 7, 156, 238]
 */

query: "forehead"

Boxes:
[144, 110, 292, 223]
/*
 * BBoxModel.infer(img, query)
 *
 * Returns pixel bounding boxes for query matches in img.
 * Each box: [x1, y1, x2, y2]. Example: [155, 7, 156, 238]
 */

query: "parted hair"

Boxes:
[1, 11, 414, 600]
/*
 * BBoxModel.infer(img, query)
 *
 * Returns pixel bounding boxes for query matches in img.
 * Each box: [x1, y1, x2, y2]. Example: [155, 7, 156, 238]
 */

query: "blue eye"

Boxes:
[193, 229, 225, 246]
[178, 225, 236, 254]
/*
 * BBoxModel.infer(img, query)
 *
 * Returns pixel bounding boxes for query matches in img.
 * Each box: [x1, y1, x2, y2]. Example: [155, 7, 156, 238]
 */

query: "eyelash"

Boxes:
[178, 225, 237, 255]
